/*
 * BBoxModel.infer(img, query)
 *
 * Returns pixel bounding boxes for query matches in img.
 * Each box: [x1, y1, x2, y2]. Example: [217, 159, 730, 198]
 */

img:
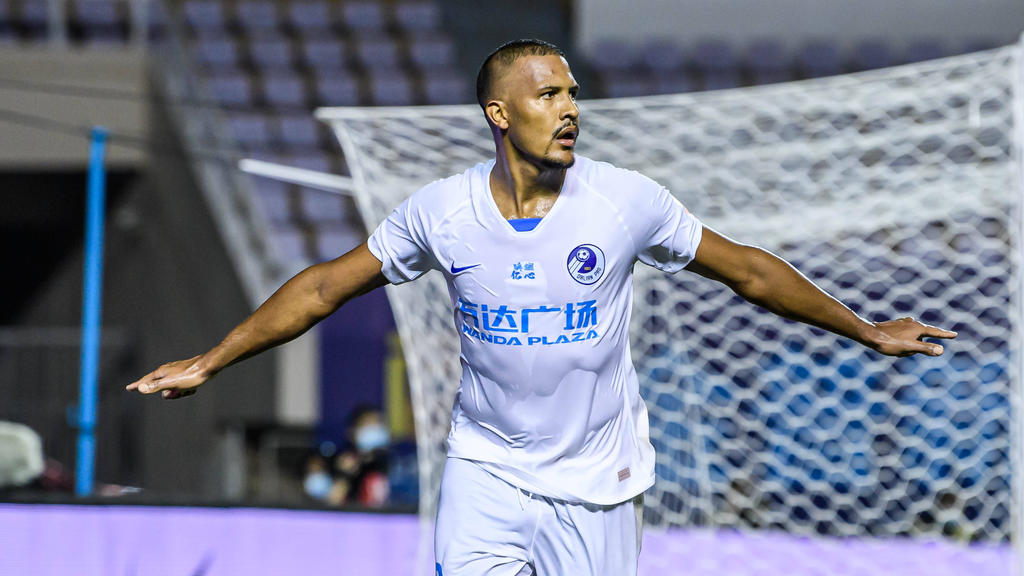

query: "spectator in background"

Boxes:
[302, 452, 333, 502]
[327, 406, 391, 507]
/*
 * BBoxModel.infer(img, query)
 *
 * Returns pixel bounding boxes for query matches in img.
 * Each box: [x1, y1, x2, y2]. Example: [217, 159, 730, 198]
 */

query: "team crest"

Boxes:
[567, 244, 605, 285]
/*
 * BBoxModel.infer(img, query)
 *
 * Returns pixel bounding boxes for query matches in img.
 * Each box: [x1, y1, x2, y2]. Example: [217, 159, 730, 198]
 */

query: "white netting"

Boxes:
[319, 45, 1022, 546]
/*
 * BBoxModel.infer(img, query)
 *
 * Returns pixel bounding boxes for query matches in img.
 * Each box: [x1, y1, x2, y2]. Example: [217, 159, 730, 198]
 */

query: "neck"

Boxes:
[490, 138, 567, 220]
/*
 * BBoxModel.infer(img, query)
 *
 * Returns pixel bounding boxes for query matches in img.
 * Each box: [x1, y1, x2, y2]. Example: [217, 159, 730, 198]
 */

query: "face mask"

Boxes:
[355, 424, 390, 453]
[304, 472, 332, 500]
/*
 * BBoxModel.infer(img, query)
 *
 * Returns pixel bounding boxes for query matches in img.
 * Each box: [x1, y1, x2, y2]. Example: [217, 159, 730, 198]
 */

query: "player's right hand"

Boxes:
[126, 355, 212, 400]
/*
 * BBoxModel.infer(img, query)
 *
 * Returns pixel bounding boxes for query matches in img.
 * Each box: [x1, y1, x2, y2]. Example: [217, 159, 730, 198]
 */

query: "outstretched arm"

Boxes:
[685, 228, 956, 357]
[127, 242, 389, 399]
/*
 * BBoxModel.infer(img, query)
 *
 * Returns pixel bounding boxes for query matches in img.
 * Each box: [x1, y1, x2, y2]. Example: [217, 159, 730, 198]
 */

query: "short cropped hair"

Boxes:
[476, 39, 565, 109]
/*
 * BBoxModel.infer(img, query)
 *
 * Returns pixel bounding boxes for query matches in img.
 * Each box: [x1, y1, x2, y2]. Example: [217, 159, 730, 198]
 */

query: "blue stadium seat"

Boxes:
[225, 111, 276, 151]
[287, 0, 333, 35]
[798, 40, 842, 78]
[421, 68, 470, 104]
[193, 35, 240, 69]
[73, 0, 120, 28]
[248, 33, 295, 71]
[962, 38, 999, 53]
[340, 0, 386, 32]
[205, 70, 254, 107]
[746, 39, 793, 84]
[598, 71, 654, 98]
[301, 188, 347, 223]
[589, 39, 640, 72]
[703, 71, 741, 91]
[692, 39, 737, 72]
[905, 39, 949, 63]
[393, 0, 441, 32]
[260, 71, 308, 110]
[19, 0, 49, 37]
[251, 178, 293, 225]
[314, 70, 362, 106]
[641, 39, 687, 73]
[316, 226, 363, 261]
[286, 150, 333, 173]
[270, 225, 310, 262]
[650, 73, 694, 95]
[276, 113, 323, 150]
[299, 36, 349, 69]
[235, 0, 279, 33]
[407, 32, 456, 70]
[367, 69, 417, 105]
[183, 0, 225, 32]
[851, 39, 894, 71]
[353, 34, 403, 70]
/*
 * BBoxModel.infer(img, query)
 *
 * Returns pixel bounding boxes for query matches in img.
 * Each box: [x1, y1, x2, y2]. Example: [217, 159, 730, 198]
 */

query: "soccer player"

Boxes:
[128, 40, 956, 576]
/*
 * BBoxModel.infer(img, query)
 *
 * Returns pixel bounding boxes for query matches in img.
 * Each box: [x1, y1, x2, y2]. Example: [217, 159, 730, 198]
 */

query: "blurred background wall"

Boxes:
[576, 0, 1024, 52]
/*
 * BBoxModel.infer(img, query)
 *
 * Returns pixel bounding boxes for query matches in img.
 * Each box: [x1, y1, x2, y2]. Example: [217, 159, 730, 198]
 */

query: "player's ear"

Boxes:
[485, 100, 509, 131]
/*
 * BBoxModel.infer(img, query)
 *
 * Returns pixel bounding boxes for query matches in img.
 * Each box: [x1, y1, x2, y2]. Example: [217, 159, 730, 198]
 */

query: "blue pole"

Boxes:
[76, 126, 108, 497]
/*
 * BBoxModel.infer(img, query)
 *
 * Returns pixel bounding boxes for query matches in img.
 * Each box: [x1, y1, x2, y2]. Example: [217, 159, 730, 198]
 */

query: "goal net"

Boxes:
[318, 44, 1022, 558]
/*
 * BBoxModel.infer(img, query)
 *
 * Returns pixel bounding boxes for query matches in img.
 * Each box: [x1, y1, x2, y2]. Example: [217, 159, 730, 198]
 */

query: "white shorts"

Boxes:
[434, 457, 643, 576]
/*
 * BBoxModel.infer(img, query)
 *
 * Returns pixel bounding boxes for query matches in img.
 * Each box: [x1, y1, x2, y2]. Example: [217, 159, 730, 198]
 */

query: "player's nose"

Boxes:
[560, 95, 579, 121]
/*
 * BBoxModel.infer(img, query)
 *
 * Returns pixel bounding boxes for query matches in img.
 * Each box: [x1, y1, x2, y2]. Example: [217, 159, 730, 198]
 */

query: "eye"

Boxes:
[541, 91, 555, 99]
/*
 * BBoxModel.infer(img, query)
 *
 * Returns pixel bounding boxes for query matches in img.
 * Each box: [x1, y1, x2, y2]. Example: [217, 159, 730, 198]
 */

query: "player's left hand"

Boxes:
[866, 317, 957, 357]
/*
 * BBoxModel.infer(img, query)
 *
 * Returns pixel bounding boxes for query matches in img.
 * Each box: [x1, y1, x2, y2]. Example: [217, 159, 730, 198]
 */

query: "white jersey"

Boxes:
[368, 156, 703, 505]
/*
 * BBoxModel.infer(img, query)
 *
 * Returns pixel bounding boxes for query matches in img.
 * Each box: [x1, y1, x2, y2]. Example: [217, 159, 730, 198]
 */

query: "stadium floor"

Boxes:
[0, 503, 1011, 575]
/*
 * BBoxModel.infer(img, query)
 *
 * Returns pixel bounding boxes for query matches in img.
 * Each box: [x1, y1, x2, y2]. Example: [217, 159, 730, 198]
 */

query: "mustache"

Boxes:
[553, 122, 579, 138]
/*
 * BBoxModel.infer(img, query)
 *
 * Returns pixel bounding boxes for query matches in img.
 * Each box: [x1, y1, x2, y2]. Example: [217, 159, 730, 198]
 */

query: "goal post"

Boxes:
[318, 42, 1023, 568]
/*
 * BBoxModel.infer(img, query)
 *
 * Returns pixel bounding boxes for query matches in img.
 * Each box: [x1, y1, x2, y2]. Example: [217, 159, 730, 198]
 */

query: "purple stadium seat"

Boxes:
[300, 188, 347, 223]
[276, 113, 323, 150]
[314, 70, 362, 106]
[421, 68, 470, 104]
[193, 35, 240, 69]
[353, 35, 403, 70]
[316, 226, 363, 261]
[205, 70, 254, 107]
[248, 33, 294, 71]
[407, 32, 456, 70]
[287, 0, 332, 34]
[589, 39, 640, 72]
[641, 39, 686, 73]
[905, 39, 949, 63]
[851, 39, 894, 71]
[300, 36, 348, 69]
[235, 0, 279, 32]
[599, 71, 654, 98]
[225, 112, 276, 151]
[260, 71, 308, 109]
[252, 178, 293, 225]
[183, 0, 225, 32]
[270, 225, 310, 262]
[367, 69, 417, 105]
[798, 40, 843, 78]
[393, 0, 441, 32]
[340, 0, 385, 32]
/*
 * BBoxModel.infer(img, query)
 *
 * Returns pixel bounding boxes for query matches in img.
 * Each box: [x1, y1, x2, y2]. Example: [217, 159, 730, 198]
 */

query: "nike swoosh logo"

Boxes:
[450, 263, 480, 274]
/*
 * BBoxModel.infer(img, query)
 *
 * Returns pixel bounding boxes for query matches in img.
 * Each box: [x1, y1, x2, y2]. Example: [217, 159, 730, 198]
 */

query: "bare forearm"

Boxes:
[200, 265, 333, 374]
[731, 248, 879, 346]
[199, 244, 387, 376]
